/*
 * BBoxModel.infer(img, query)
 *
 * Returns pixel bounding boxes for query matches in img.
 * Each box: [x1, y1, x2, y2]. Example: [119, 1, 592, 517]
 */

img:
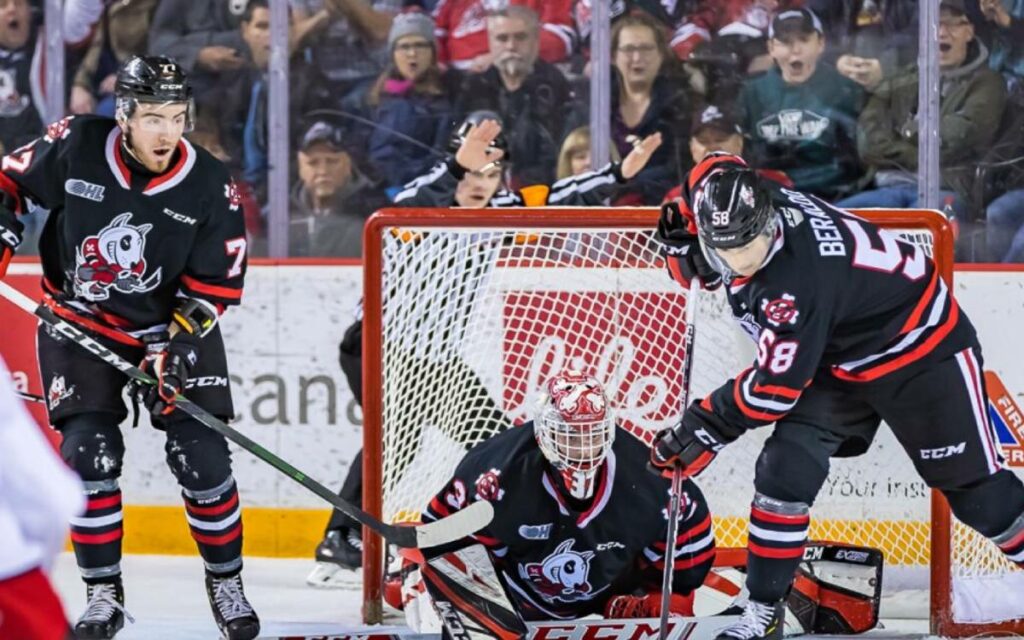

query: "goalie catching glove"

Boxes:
[656, 201, 721, 291]
[604, 592, 694, 618]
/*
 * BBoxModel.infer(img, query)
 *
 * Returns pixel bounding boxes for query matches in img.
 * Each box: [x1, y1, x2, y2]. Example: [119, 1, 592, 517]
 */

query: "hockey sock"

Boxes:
[746, 493, 810, 603]
[70, 479, 124, 582]
[182, 477, 243, 575]
[992, 511, 1024, 569]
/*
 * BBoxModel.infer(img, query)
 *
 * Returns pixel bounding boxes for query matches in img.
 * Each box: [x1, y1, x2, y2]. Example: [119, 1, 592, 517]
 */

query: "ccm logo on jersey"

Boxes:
[65, 179, 105, 202]
[920, 442, 966, 459]
[184, 376, 228, 389]
[163, 207, 197, 225]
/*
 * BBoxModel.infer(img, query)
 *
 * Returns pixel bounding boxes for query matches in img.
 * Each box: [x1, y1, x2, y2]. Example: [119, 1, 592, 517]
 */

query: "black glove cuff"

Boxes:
[168, 331, 201, 363]
[686, 400, 743, 445]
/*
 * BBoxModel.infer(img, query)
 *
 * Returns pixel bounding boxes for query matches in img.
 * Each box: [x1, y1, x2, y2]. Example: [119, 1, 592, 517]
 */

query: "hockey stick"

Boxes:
[15, 389, 45, 403]
[0, 281, 493, 549]
[659, 279, 700, 639]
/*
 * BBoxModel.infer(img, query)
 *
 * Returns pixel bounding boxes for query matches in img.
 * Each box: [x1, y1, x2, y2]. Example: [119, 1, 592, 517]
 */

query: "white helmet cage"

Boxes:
[534, 371, 616, 482]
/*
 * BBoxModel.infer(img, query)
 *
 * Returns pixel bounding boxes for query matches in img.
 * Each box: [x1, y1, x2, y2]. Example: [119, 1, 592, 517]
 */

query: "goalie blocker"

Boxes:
[397, 540, 882, 638]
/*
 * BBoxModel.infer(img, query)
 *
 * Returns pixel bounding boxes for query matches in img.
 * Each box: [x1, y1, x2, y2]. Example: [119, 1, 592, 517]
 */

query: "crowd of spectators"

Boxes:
[4, 0, 1024, 261]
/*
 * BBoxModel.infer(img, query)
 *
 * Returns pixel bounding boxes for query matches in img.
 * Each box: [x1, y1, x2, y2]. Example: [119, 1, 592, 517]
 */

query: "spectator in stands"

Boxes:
[986, 188, 1024, 262]
[433, 0, 573, 71]
[367, 12, 458, 198]
[290, 120, 389, 257]
[69, 0, 159, 116]
[555, 126, 620, 181]
[572, 0, 683, 58]
[456, 5, 573, 187]
[148, 0, 250, 100]
[0, 0, 45, 154]
[290, 0, 401, 109]
[739, 8, 864, 199]
[976, 0, 1024, 98]
[576, 11, 689, 204]
[810, 0, 918, 93]
[663, 103, 794, 202]
[837, 0, 1006, 219]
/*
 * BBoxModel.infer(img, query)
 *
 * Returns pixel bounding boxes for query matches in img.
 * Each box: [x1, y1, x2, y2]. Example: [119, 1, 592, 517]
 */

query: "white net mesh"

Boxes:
[370, 212, 1022, 630]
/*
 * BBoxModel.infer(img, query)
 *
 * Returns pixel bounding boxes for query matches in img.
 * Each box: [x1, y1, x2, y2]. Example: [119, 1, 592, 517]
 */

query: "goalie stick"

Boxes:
[659, 279, 701, 639]
[0, 280, 493, 549]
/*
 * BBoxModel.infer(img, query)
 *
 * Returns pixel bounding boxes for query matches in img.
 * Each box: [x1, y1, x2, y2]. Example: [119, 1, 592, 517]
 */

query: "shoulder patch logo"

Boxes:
[48, 375, 74, 409]
[225, 180, 242, 211]
[474, 468, 505, 502]
[45, 116, 74, 142]
[65, 179, 105, 202]
[761, 293, 800, 327]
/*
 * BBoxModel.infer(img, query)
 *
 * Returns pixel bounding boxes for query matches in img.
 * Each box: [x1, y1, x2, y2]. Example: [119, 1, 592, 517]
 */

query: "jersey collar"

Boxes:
[540, 450, 617, 529]
[105, 128, 197, 196]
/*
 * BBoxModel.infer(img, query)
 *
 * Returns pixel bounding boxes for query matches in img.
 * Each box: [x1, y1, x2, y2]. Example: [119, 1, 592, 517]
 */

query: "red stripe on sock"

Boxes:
[70, 529, 123, 545]
[87, 494, 121, 511]
[186, 492, 239, 517]
[190, 523, 242, 546]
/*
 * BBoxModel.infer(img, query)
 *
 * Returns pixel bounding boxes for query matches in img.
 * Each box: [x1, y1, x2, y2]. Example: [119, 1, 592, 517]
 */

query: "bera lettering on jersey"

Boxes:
[779, 188, 845, 257]
[0, 115, 246, 331]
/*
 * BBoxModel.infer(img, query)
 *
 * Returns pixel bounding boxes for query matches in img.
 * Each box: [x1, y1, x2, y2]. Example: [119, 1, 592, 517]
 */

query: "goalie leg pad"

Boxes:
[787, 542, 882, 634]
[417, 544, 527, 640]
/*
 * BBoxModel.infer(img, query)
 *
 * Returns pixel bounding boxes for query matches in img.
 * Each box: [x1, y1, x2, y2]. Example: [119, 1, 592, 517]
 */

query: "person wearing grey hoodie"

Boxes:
[836, 0, 1007, 219]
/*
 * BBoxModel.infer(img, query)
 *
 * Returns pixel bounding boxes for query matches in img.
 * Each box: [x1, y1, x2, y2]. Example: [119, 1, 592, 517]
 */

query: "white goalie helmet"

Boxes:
[534, 370, 616, 500]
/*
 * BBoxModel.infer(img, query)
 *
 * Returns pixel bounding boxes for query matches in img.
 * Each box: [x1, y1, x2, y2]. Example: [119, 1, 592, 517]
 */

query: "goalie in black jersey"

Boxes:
[401, 370, 715, 629]
[0, 57, 257, 640]
[649, 153, 1024, 640]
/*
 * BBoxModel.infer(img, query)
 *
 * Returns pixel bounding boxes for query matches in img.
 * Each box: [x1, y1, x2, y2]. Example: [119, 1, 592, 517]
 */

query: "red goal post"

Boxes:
[360, 207, 1021, 635]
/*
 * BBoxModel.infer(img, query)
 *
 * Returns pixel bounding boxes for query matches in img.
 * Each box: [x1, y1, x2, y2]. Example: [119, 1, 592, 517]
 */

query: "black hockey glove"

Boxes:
[656, 201, 721, 291]
[131, 333, 201, 416]
[649, 401, 731, 479]
[0, 194, 23, 278]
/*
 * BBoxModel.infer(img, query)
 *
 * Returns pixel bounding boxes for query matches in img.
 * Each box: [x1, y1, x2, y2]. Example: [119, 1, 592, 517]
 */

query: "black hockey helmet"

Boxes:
[115, 56, 194, 130]
[448, 110, 510, 163]
[690, 153, 774, 249]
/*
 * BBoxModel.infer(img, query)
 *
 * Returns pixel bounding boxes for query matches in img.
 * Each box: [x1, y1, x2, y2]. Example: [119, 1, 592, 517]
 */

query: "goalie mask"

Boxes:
[535, 371, 615, 500]
[690, 155, 777, 279]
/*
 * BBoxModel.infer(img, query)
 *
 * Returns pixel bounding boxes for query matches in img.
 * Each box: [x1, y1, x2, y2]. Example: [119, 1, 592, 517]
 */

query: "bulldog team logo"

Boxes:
[518, 539, 596, 603]
[73, 212, 162, 301]
[48, 376, 74, 409]
[0, 68, 29, 117]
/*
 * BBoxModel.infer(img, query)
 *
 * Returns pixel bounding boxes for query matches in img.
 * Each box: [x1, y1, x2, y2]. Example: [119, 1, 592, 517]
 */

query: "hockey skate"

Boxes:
[715, 599, 785, 640]
[205, 572, 260, 640]
[75, 578, 134, 639]
[306, 527, 363, 589]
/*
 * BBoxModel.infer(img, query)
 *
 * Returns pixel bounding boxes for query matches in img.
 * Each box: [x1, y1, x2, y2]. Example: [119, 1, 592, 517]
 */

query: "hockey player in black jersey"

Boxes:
[407, 370, 715, 626]
[0, 56, 258, 639]
[649, 153, 1024, 640]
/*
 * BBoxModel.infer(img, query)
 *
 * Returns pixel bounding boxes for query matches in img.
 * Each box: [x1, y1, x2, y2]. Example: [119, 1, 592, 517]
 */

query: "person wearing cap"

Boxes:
[367, 12, 460, 196]
[290, 120, 389, 257]
[738, 7, 865, 201]
[662, 103, 794, 204]
[838, 0, 1006, 221]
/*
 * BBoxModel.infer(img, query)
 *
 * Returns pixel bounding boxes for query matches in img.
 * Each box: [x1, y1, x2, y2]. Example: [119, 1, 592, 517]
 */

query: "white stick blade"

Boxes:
[415, 500, 495, 548]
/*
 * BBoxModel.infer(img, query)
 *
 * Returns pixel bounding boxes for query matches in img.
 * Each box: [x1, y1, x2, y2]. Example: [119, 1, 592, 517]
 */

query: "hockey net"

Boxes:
[361, 208, 1023, 634]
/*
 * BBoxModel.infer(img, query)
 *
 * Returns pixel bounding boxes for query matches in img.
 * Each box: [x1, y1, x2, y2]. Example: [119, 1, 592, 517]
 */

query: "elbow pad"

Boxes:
[171, 297, 219, 338]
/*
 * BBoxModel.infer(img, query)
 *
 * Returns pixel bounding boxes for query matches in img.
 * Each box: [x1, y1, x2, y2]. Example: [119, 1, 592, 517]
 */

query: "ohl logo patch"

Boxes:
[985, 371, 1024, 468]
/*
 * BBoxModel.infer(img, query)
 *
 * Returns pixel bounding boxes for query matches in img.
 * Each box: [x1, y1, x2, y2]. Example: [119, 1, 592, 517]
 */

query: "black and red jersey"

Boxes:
[0, 115, 246, 334]
[422, 423, 715, 620]
[684, 186, 976, 433]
